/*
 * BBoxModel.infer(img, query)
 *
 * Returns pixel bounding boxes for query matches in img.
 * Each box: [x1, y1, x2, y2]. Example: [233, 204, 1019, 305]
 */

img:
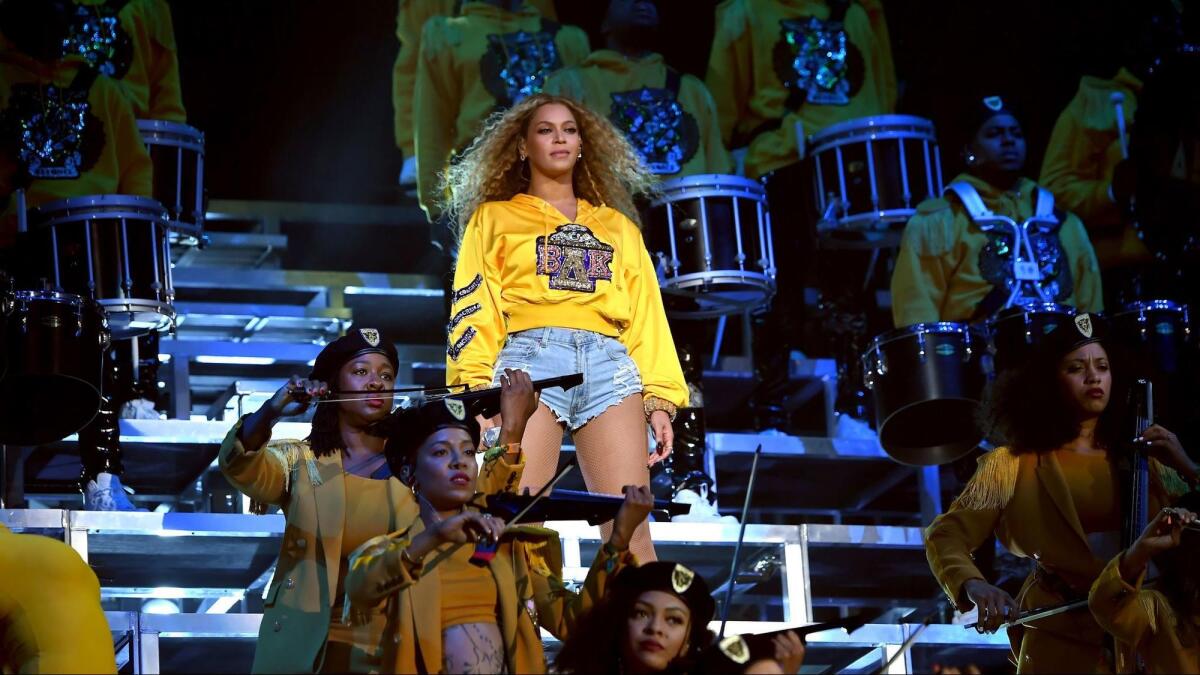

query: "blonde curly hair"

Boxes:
[439, 93, 659, 242]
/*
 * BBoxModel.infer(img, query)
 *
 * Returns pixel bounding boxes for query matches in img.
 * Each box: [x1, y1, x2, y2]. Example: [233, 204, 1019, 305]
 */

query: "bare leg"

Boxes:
[571, 395, 656, 562]
[517, 403, 567, 495]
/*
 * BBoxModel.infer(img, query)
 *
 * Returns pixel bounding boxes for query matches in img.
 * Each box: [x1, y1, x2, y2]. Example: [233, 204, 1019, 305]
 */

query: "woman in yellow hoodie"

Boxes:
[441, 93, 687, 562]
[891, 95, 1104, 329]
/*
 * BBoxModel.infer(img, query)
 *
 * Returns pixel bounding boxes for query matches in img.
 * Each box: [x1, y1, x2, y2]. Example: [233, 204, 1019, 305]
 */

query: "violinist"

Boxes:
[555, 561, 805, 674]
[340, 380, 654, 674]
[1089, 494, 1200, 673]
[925, 313, 1193, 673]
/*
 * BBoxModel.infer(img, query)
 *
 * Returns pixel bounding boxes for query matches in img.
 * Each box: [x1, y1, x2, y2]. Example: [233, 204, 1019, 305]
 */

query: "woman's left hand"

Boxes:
[648, 410, 673, 467]
[1139, 425, 1198, 482]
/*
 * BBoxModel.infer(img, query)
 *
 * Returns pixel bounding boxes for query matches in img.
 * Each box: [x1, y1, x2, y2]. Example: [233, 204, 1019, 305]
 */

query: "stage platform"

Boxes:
[2, 510, 1008, 674]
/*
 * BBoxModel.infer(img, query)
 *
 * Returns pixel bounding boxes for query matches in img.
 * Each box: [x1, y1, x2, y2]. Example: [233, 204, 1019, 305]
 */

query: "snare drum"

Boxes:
[809, 115, 944, 232]
[862, 322, 985, 465]
[987, 303, 1077, 375]
[1110, 300, 1192, 375]
[643, 174, 775, 317]
[138, 119, 205, 241]
[0, 290, 110, 444]
[26, 195, 175, 338]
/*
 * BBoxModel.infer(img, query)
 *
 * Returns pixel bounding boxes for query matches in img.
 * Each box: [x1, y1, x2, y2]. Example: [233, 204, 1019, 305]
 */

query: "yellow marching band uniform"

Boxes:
[218, 414, 632, 674]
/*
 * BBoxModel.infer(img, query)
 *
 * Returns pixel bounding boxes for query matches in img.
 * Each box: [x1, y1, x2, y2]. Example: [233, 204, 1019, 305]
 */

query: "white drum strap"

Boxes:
[1034, 187, 1056, 218]
[944, 181, 993, 221]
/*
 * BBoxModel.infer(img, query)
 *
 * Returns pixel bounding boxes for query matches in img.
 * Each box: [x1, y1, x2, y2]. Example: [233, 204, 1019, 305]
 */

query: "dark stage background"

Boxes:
[171, 0, 1140, 208]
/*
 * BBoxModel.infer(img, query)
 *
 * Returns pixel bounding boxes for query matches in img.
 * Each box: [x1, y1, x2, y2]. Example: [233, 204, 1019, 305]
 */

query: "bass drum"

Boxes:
[0, 290, 110, 444]
[863, 323, 986, 465]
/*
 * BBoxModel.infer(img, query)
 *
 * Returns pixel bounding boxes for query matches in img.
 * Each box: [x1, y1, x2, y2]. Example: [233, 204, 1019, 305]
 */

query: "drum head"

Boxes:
[0, 374, 100, 445]
[878, 398, 983, 466]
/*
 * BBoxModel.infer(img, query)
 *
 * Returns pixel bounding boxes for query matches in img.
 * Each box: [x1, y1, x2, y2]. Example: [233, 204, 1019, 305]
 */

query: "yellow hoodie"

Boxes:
[392, 0, 557, 157]
[415, 2, 589, 218]
[891, 173, 1103, 328]
[1039, 68, 1149, 269]
[70, 0, 186, 121]
[0, 42, 153, 244]
[543, 49, 732, 178]
[446, 193, 688, 408]
[705, 0, 896, 179]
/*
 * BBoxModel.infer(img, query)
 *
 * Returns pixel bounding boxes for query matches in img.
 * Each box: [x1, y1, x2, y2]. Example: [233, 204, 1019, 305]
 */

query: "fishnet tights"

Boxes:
[517, 395, 656, 562]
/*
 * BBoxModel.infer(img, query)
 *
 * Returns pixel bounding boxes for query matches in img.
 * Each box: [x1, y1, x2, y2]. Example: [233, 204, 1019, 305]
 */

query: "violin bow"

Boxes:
[718, 444, 763, 640]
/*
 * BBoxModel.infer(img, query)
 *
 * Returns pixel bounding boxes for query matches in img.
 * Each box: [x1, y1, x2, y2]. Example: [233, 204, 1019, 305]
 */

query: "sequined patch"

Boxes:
[536, 224, 614, 293]
[978, 226, 1074, 306]
[62, 4, 133, 79]
[448, 327, 477, 361]
[452, 274, 483, 305]
[447, 303, 481, 335]
[0, 83, 103, 180]
[772, 16, 864, 108]
[480, 29, 562, 107]
[610, 87, 699, 175]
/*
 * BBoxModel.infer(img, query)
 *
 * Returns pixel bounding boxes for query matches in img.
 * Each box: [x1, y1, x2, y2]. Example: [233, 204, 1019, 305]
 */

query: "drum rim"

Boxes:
[660, 269, 775, 290]
[1114, 299, 1188, 315]
[11, 289, 86, 305]
[810, 114, 938, 150]
[136, 118, 205, 137]
[865, 321, 982, 354]
[990, 302, 1078, 320]
[31, 194, 169, 216]
[652, 173, 767, 204]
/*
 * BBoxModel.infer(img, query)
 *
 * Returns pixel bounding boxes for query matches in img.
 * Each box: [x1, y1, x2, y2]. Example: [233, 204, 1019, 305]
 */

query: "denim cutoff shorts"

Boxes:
[491, 327, 642, 430]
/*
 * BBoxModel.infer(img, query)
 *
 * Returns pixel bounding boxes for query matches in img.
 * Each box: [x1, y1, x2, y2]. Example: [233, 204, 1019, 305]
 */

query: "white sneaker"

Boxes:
[84, 472, 140, 511]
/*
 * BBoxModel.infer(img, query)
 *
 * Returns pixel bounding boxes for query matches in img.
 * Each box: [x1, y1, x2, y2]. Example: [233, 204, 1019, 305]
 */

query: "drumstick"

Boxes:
[1111, 92, 1129, 159]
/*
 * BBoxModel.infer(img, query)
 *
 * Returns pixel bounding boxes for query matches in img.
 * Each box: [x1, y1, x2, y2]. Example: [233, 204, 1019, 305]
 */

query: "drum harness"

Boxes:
[946, 181, 1061, 314]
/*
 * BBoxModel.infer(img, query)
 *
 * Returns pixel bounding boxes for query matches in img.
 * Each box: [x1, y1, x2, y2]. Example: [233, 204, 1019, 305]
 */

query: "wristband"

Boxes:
[643, 396, 677, 422]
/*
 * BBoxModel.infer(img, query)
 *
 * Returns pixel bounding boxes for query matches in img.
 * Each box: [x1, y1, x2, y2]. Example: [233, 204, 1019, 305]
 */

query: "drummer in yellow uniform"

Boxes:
[391, 0, 556, 184]
[543, 0, 731, 178]
[66, 0, 187, 121]
[413, 0, 589, 223]
[0, 0, 152, 245]
[704, 0, 896, 180]
[891, 95, 1104, 328]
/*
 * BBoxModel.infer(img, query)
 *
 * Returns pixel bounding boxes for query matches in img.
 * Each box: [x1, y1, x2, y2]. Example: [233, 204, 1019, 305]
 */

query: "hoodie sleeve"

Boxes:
[621, 229, 688, 409]
[446, 206, 507, 391]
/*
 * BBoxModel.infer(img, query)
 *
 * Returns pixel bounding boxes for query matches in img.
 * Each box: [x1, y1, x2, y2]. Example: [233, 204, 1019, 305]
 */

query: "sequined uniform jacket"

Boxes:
[446, 193, 689, 409]
[925, 447, 1189, 673]
[342, 512, 634, 673]
[0, 39, 153, 243]
[705, 0, 897, 179]
[70, 0, 187, 121]
[414, 1, 589, 217]
[0, 524, 117, 674]
[1038, 68, 1149, 269]
[217, 419, 523, 673]
[391, 0, 557, 158]
[890, 173, 1104, 328]
[1089, 552, 1200, 673]
[543, 49, 733, 178]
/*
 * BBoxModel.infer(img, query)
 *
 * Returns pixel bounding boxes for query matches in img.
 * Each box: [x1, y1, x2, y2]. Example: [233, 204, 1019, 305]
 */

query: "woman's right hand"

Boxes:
[962, 578, 1018, 633]
[433, 511, 506, 545]
[266, 375, 328, 419]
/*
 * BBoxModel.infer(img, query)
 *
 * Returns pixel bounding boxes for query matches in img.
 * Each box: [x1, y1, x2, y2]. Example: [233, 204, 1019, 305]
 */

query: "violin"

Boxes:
[480, 488, 687, 525]
[697, 614, 868, 671]
[331, 373, 584, 419]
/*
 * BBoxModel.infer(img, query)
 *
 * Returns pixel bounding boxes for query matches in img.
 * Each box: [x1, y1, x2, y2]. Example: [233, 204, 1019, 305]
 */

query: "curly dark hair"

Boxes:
[554, 591, 713, 674]
[979, 341, 1128, 454]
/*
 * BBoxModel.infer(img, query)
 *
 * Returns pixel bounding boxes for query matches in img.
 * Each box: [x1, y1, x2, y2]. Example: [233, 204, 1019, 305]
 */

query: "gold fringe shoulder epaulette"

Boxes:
[951, 447, 1019, 511]
[249, 439, 321, 515]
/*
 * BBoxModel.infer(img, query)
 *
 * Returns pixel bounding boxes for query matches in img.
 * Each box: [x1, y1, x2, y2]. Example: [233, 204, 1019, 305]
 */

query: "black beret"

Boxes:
[309, 326, 399, 384]
[1033, 311, 1109, 364]
[609, 561, 716, 626]
[382, 398, 481, 476]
